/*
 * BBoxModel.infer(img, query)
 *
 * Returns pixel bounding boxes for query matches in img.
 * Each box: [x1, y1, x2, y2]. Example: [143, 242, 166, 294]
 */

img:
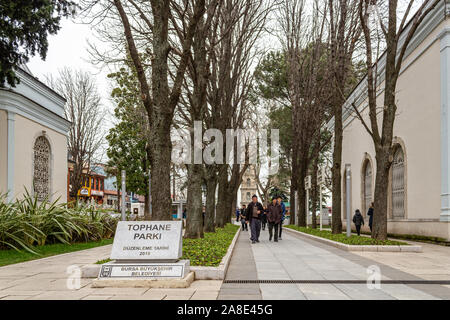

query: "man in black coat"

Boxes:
[247, 195, 264, 244]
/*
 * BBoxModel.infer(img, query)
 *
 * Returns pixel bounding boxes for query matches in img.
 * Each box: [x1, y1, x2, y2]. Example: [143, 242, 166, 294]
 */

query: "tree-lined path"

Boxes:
[219, 227, 450, 300]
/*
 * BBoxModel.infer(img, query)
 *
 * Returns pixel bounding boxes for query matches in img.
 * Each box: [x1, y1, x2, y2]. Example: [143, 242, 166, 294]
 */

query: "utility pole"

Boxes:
[305, 175, 311, 227]
[148, 169, 152, 219]
[318, 166, 324, 231]
[121, 170, 126, 221]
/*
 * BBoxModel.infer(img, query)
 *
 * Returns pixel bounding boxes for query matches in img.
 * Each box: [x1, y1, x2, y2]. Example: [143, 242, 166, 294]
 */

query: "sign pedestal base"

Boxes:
[92, 271, 195, 288]
[93, 260, 192, 288]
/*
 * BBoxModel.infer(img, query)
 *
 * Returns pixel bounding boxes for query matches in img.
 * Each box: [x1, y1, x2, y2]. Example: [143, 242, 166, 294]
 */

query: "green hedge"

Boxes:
[182, 224, 240, 266]
[285, 225, 407, 246]
[0, 191, 118, 254]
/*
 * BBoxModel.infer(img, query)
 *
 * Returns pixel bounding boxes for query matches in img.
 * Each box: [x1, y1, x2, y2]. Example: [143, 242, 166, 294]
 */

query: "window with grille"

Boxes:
[33, 136, 51, 201]
[363, 160, 372, 216]
[392, 146, 405, 219]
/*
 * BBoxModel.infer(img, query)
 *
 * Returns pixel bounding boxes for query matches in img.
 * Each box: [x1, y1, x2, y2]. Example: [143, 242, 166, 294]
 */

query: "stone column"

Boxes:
[440, 26, 450, 222]
[7, 111, 15, 202]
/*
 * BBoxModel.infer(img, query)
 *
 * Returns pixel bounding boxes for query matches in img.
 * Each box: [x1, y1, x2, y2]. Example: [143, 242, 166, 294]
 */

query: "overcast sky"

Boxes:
[27, 16, 115, 127]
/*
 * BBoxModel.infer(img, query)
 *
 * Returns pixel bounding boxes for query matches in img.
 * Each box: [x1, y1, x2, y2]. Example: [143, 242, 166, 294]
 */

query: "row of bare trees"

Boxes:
[276, 0, 437, 240]
[76, 0, 437, 241]
[78, 0, 271, 238]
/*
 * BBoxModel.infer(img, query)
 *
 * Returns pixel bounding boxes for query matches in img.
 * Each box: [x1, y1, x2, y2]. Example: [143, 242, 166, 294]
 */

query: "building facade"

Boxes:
[0, 66, 71, 202]
[327, 1, 450, 240]
[240, 165, 258, 207]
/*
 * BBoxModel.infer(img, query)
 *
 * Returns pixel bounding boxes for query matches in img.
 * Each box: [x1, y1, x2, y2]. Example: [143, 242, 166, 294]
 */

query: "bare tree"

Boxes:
[172, 0, 220, 238]
[278, 0, 331, 227]
[327, 0, 362, 234]
[83, 0, 207, 220]
[355, 0, 438, 240]
[206, 0, 272, 228]
[47, 68, 104, 202]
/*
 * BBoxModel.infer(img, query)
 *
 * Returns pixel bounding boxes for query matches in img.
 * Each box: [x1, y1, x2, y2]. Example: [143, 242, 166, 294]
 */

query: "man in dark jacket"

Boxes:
[247, 195, 264, 244]
[277, 196, 286, 240]
[352, 209, 365, 236]
[367, 202, 374, 232]
[268, 198, 282, 242]
[240, 205, 248, 231]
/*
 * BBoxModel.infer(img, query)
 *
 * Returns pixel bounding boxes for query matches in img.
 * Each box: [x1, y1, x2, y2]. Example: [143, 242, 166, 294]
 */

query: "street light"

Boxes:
[345, 164, 351, 238]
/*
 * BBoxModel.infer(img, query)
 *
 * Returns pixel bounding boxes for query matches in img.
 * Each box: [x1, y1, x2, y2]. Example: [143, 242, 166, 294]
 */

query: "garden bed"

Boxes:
[285, 225, 422, 252]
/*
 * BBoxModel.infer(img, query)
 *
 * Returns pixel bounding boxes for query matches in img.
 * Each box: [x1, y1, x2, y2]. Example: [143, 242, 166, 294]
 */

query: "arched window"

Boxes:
[363, 160, 372, 216]
[247, 178, 251, 188]
[391, 145, 405, 219]
[33, 136, 51, 201]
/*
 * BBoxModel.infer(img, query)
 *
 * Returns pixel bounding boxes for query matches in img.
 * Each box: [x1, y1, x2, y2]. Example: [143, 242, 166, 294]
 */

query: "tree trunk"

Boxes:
[372, 147, 390, 240]
[185, 163, 204, 238]
[149, 123, 173, 220]
[332, 107, 343, 234]
[204, 170, 217, 233]
[289, 186, 296, 226]
[215, 166, 229, 228]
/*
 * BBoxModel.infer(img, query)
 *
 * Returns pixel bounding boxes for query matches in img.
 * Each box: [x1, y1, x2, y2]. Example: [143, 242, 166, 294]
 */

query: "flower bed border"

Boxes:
[284, 227, 422, 252]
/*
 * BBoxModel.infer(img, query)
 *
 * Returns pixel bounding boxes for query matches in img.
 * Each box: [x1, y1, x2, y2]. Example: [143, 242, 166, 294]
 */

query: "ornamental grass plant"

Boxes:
[0, 191, 118, 254]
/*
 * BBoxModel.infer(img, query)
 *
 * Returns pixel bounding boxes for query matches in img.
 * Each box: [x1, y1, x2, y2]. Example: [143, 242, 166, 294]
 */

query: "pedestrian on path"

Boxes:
[240, 205, 248, 231]
[277, 196, 286, 240]
[352, 209, 364, 236]
[236, 207, 241, 222]
[268, 197, 282, 242]
[367, 202, 374, 232]
[247, 195, 264, 244]
[261, 206, 268, 230]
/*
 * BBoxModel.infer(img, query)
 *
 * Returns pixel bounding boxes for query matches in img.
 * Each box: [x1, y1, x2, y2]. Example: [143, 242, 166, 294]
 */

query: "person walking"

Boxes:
[240, 205, 248, 231]
[367, 202, 374, 232]
[352, 209, 364, 236]
[247, 195, 264, 244]
[277, 196, 286, 240]
[268, 197, 282, 242]
[235, 207, 240, 223]
[261, 206, 268, 231]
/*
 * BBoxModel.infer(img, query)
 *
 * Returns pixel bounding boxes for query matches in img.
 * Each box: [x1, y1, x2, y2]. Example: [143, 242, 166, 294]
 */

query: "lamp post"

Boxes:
[346, 164, 351, 238]
[305, 175, 311, 227]
[318, 166, 324, 231]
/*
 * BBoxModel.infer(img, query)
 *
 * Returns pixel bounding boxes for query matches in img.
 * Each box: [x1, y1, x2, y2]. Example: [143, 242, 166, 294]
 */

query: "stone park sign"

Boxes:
[95, 221, 192, 285]
[110, 221, 183, 261]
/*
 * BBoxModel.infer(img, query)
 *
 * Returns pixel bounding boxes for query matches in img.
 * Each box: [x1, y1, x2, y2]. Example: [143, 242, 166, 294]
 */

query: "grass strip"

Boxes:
[0, 238, 113, 267]
[285, 225, 407, 246]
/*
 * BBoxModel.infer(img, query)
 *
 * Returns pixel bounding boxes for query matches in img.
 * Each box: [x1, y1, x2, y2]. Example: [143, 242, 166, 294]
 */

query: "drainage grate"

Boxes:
[224, 279, 450, 285]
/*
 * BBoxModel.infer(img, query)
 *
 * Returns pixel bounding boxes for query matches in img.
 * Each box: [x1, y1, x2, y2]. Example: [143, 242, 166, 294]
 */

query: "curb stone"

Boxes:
[284, 227, 422, 252]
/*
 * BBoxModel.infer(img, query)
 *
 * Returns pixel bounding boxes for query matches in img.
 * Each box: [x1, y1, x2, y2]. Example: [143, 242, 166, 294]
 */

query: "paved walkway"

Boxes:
[1, 226, 450, 300]
[219, 226, 450, 300]
[0, 246, 221, 300]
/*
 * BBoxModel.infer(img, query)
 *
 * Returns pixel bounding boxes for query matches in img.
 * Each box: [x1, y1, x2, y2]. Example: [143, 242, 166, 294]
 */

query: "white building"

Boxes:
[0, 66, 71, 202]
[327, 0, 450, 240]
